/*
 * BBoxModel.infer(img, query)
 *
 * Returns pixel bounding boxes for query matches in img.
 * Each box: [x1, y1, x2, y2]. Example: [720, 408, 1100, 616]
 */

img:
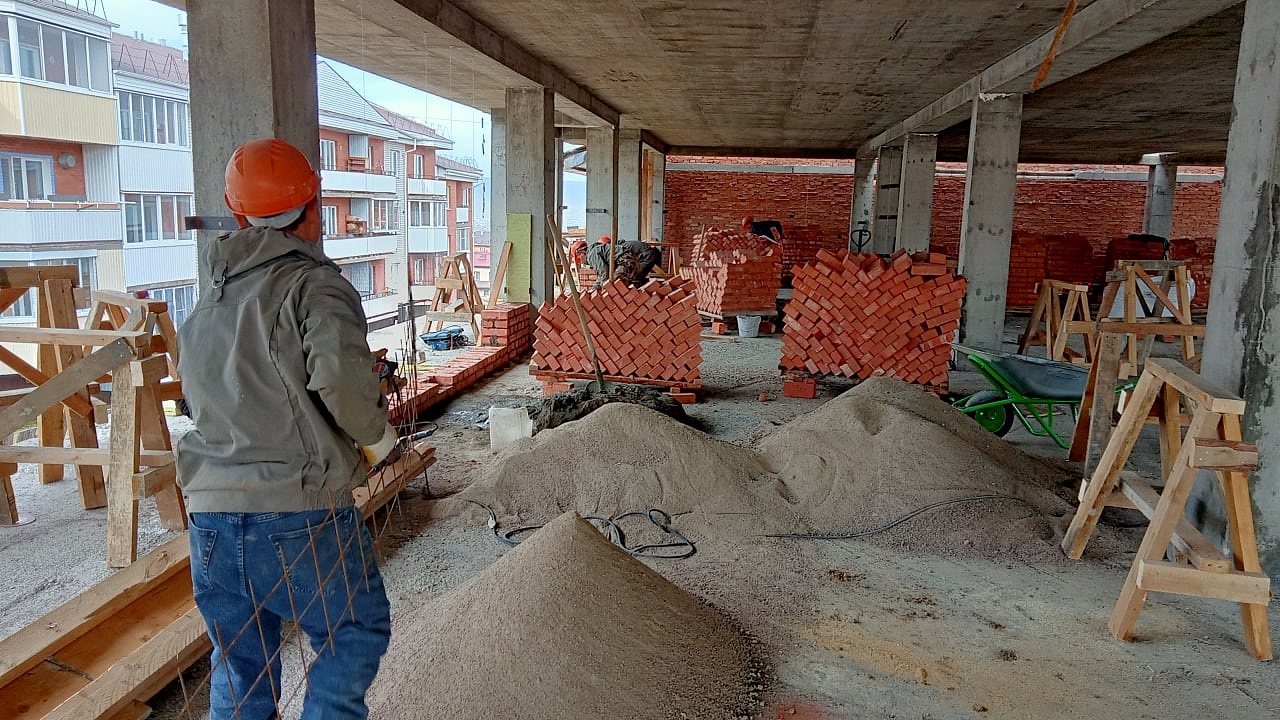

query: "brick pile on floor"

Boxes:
[531, 278, 702, 390]
[780, 249, 964, 397]
[678, 229, 781, 316]
[389, 302, 533, 424]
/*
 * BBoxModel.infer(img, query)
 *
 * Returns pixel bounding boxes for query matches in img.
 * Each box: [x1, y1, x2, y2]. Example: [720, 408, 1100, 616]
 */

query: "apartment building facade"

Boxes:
[0, 0, 123, 332]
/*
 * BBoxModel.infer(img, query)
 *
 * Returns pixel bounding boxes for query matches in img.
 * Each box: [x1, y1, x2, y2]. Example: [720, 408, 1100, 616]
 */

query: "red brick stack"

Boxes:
[780, 249, 965, 395]
[388, 302, 533, 425]
[679, 229, 781, 316]
[531, 278, 703, 390]
[480, 302, 532, 354]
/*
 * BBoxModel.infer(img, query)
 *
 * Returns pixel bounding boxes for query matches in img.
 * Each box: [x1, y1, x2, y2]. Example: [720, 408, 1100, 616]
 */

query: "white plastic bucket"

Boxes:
[737, 315, 762, 338]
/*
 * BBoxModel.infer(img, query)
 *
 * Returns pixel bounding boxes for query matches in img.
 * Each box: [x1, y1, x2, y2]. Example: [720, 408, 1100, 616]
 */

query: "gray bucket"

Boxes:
[737, 315, 762, 338]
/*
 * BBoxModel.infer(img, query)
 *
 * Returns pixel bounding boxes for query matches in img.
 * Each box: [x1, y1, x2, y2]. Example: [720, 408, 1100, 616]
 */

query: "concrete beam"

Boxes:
[666, 146, 862, 160]
[859, 0, 1240, 155]
[957, 94, 1023, 351]
[871, 145, 903, 255]
[188, 0, 319, 294]
[584, 127, 617, 242]
[1197, 0, 1280, 577]
[896, 134, 939, 253]
[1142, 152, 1179, 239]
[395, 0, 620, 126]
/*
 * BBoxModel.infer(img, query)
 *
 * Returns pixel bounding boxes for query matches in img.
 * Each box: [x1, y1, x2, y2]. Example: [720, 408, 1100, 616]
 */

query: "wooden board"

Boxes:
[1145, 358, 1247, 415]
[1136, 560, 1271, 605]
[0, 339, 134, 439]
[535, 371, 702, 390]
[1117, 472, 1232, 573]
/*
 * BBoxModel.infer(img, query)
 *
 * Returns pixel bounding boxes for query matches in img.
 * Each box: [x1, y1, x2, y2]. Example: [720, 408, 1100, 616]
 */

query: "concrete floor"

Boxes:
[3, 319, 1276, 719]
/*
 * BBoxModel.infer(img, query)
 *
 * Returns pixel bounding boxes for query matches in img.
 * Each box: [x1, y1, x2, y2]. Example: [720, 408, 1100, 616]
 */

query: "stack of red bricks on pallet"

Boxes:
[780, 249, 965, 397]
[530, 277, 703, 395]
[388, 302, 533, 425]
[678, 229, 782, 316]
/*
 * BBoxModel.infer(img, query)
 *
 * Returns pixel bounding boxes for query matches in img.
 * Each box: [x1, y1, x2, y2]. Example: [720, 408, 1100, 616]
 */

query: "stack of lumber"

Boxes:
[679, 229, 781, 316]
[781, 249, 964, 392]
[531, 278, 702, 388]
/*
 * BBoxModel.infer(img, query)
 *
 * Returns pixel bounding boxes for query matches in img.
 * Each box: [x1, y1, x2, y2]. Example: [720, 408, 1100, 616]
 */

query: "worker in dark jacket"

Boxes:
[572, 235, 663, 288]
[176, 138, 396, 720]
[743, 215, 785, 241]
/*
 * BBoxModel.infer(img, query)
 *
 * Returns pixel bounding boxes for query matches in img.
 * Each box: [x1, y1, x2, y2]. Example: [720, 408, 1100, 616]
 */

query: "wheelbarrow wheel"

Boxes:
[964, 390, 1015, 437]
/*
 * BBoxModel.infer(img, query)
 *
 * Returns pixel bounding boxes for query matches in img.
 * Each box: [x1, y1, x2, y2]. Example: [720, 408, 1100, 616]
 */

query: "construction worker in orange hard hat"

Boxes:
[176, 137, 394, 720]
[574, 234, 663, 289]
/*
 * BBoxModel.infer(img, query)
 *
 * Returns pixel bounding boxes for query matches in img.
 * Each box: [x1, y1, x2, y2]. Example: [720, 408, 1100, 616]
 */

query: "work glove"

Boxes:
[360, 422, 402, 472]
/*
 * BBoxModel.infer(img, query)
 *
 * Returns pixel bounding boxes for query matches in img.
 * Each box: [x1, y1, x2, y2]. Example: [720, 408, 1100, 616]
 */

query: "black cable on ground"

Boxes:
[457, 500, 696, 559]
[764, 494, 1032, 540]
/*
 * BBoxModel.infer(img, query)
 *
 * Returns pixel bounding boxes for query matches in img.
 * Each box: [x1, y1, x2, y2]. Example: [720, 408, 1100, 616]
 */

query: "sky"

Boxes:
[97, 0, 589, 230]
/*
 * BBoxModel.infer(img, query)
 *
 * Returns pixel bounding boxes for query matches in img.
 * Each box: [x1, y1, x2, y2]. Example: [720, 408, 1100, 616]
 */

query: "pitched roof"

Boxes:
[436, 155, 483, 177]
[111, 32, 188, 85]
[317, 61, 399, 130]
[371, 103, 452, 144]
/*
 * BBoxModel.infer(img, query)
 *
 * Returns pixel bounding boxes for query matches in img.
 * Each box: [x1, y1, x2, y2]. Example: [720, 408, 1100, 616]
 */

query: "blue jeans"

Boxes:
[189, 507, 391, 720]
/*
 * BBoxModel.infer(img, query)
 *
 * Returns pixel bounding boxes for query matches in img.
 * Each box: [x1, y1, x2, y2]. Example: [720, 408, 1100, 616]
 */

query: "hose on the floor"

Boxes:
[457, 500, 697, 559]
[764, 494, 1033, 540]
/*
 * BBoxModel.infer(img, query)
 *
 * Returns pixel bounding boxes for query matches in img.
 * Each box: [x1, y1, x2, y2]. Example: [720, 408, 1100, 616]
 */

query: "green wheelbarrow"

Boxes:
[951, 344, 1090, 449]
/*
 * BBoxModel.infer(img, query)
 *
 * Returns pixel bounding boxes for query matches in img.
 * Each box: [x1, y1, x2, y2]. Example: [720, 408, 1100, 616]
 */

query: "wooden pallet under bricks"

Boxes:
[530, 278, 703, 399]
[0, 442, 435, 720]
[1062, 358, 1272, 660]
[780, 249, 964, 398]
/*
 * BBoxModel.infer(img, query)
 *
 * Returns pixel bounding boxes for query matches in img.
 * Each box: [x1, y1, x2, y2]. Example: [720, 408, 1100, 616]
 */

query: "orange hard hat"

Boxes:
[224, 138, 322, 219]
[571, 239, 588, 260]
[742, 215, 753, 228]
[598, 235, 613, 244]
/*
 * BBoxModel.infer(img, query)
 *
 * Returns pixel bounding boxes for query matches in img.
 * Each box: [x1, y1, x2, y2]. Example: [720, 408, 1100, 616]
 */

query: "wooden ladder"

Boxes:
[420, 252, 482, 336]
[1062, 357, 1272, 660]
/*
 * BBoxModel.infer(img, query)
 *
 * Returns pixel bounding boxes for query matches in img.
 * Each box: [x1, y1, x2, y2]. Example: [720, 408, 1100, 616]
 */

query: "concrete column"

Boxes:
[650, 149, 666, 242]
[188, 0, 319, 293]
[504, 87, 556, 308]
[957, 93, 1023, 351]
[871, 145, 903, 254]
[1196, 0, 1280, 577]
[895, 133, 939, 253]
[849, 156, 876, 253]
[1141, 152, 1178, 240]
[555, 136, 566, 231]
[490, 109, 507, 249]
[584, 126, 617, 242]
[617, 127, 642, 241]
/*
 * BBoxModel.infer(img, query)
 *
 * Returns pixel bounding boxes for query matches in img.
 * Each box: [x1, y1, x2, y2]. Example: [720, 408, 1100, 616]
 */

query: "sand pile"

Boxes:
[453, 402, 801, 537]
[525, 381, 692, 432]
[757, 377, 1077, 558]
[368, 512, 759, 720]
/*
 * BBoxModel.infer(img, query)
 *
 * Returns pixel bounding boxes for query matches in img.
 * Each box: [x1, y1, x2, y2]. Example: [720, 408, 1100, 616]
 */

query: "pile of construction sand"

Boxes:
[367, 512, 760, 720]
[449, 377, 1081, 558]
[452, 401, 803, 537]
[758, 377, 1077, 558]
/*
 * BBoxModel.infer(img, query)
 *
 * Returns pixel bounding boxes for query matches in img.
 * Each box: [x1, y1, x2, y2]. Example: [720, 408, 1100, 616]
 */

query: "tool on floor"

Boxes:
[546, 216, 609, 392]
[459, 499, 696, 559]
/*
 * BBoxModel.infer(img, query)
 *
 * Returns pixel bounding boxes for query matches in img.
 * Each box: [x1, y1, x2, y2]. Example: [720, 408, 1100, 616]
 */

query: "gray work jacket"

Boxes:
[176, 227, 387, 513]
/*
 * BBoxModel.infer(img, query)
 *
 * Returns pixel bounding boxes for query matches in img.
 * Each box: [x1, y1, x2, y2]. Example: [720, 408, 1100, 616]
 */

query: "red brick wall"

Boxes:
[409, 147, 437, 179]
[662, 169, 853, 274]
[0, 137, 86, 197]
[929, 175, 1222, 308]
[663, 165, 1223, 309]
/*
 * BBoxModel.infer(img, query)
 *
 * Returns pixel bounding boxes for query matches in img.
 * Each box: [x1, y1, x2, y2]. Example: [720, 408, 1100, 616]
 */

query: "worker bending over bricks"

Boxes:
[573, 235, 664, 288]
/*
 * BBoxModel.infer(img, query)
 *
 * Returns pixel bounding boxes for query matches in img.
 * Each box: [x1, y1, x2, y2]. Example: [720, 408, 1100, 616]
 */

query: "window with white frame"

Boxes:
[147, 284, 197, 326]
[341, 261, 374, 298]
[388, 149, 403, 177]
[124, 193, 194, 243]
[408, 200, 446, 227]
[0, 155, 52, 200]
[456, 227, 470, 251]
[412, 256, 426, 284]
[0, 258, 96, 318]
[413, 154, 424, 178]
[321, 205, 338, 237]
[371, 199, 399, 232]
[118, 91, 189, 146]
[3, 16, 109, 91]
[319, 139, 337, 171]
[461, 186, 471, 207]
